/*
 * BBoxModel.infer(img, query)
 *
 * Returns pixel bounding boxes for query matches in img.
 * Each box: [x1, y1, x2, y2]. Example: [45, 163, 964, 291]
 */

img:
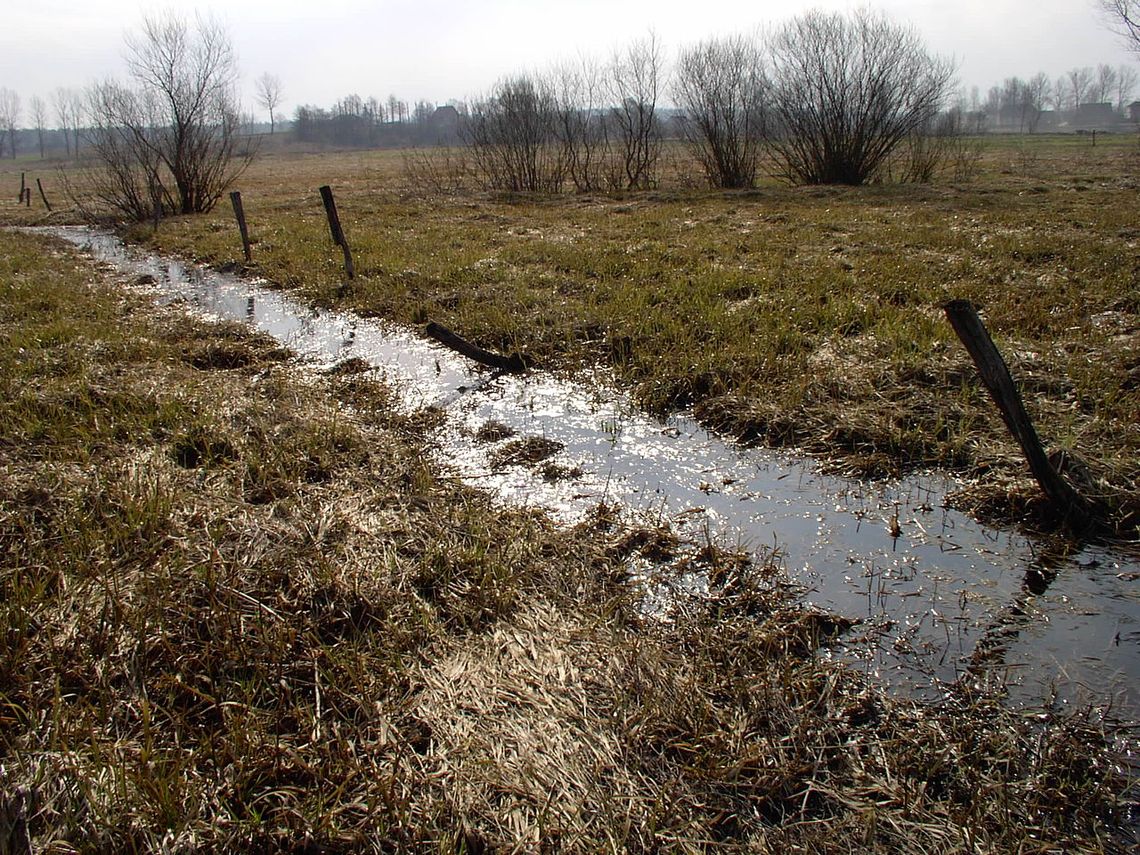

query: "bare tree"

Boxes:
[1052, 74, 1071, 111]
[1099, 1, 1140, 53]
[608, 34, 663, 190]
[0, 88, 20, 159]
[983, 85, 1002, 123]
[1091, 63, 1119, 103]
[999, 77, 1028, 131]
[83, 12, 252, 220]
[1066, 66, 1094, 109]
[386, 95, 408, 124]
[550, 55, 609, 192]
[255, 72, 283, 134]
[30, 95, 47, 158]
[766, 9, 954, 185]
[1025, 73, 1053, 131]
[1115, 64, 1139, 111]
[674, 34, 768, 189]
[992, 74, 1051, 131]
[53, 88, 73, 157]
[413, 100, 435, 127]
[53, 87, 84, 158]
[464, 75, 564, 192]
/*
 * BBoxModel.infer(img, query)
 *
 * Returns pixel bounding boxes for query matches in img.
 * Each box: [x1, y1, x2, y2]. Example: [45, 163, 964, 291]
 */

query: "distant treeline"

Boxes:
[292, 96, 462, 148]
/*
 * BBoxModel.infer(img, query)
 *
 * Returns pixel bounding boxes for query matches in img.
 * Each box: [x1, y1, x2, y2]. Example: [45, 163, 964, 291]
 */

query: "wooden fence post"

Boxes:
[19, 172, 25, 202]
[943, 299, 1100, 531]
[318, 185, 355, 280]
[229, 191, 252, 261]
[36, 179, 51, 212]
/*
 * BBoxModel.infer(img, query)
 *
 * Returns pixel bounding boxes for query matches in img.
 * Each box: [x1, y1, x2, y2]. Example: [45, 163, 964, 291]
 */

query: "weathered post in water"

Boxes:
[943, 299, 1099, 531]
[36, 178, 51, 212]
[229, 191, 252, 261]
[318, 185, 355, 280]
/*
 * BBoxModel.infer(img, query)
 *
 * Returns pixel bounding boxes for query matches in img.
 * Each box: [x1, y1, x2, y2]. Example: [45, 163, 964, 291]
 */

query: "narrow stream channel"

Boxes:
[41, 226, 1140, 718]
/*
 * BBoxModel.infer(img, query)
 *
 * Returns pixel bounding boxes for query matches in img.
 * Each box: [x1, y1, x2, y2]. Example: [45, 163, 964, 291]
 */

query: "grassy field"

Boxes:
[6, 133, 1136, 532]
[0, 218, 1135, 850]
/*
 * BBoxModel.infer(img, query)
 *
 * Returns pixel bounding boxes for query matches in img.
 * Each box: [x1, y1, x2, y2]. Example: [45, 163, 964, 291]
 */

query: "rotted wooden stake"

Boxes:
[36, 178, 51, 212]
[229, 191, 252, 261]
[319, 185, 355, 279]
[943, 299, 1099, 532]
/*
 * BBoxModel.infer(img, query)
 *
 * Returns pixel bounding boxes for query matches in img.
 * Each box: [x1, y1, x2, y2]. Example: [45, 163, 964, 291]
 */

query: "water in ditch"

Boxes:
[43, 226, 1140, 718]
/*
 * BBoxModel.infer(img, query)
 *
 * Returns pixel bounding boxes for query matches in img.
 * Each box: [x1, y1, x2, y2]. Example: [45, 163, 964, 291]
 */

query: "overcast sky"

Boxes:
[3, 1, 1138, 121]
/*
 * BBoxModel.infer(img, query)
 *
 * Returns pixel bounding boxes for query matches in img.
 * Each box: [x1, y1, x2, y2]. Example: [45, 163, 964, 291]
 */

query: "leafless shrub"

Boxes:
[83, 82, 171, 221]
[607, 35, 664, 190]
[402, 145, 471, 194]
[674, 34, 768, 189]
[766, 9, 955, 185]
[896, 109, 983, 183]
[551, 57, 610, 192]
[463, 75, 565, 193]
[80, 12, 253, 221]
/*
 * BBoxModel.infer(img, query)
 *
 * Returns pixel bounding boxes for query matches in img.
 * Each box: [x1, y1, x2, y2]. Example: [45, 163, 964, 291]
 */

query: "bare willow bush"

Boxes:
[402, 145, 471, 194]
[895, 109, 984, 183]
[463, 76, 565, 193]
[551, 58, 610, 192]
[674, 34, 768, 189]
[766, 9, 955, 185]
[607, 35, 664, 190]
[81, 13, 252, 221]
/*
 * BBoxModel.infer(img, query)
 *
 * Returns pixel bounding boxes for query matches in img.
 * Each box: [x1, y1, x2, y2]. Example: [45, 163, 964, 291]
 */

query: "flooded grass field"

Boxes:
[55, 227, 1140, 718]
[3, 137, 1138, 849]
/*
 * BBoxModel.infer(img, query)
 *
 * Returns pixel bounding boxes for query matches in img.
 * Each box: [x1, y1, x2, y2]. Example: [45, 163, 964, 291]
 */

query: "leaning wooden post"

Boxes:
[318, 184, 355, 280]
[943, 299, 1099, 531]
[229, 190, 252, 261]
[36, 178, 51, 212]
[18, 172, 25, 202]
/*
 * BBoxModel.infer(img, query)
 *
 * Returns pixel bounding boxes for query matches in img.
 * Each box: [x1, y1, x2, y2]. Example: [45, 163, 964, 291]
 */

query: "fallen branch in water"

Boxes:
[425, 321, 531, 373]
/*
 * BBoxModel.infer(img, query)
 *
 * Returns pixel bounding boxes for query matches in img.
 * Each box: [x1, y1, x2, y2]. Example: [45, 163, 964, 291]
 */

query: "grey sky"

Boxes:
[3, 1, 1137, 122]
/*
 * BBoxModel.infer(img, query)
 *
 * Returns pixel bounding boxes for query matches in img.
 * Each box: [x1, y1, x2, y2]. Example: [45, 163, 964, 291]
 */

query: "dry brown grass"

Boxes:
[0, 188, 1136, 852]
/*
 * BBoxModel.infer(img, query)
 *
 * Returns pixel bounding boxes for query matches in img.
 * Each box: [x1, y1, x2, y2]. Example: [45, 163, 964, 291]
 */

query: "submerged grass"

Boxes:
[8, 135, 1134, 530]
[0, 225, 1136, 849]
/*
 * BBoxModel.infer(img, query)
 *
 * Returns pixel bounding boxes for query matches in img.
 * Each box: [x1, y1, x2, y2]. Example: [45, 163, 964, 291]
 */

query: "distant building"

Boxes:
[429, 105, 459, 127]
[1035, 109, 1057, 131]
[1073, 102, 1117, 129]
[1130, 102, 1140, 124]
